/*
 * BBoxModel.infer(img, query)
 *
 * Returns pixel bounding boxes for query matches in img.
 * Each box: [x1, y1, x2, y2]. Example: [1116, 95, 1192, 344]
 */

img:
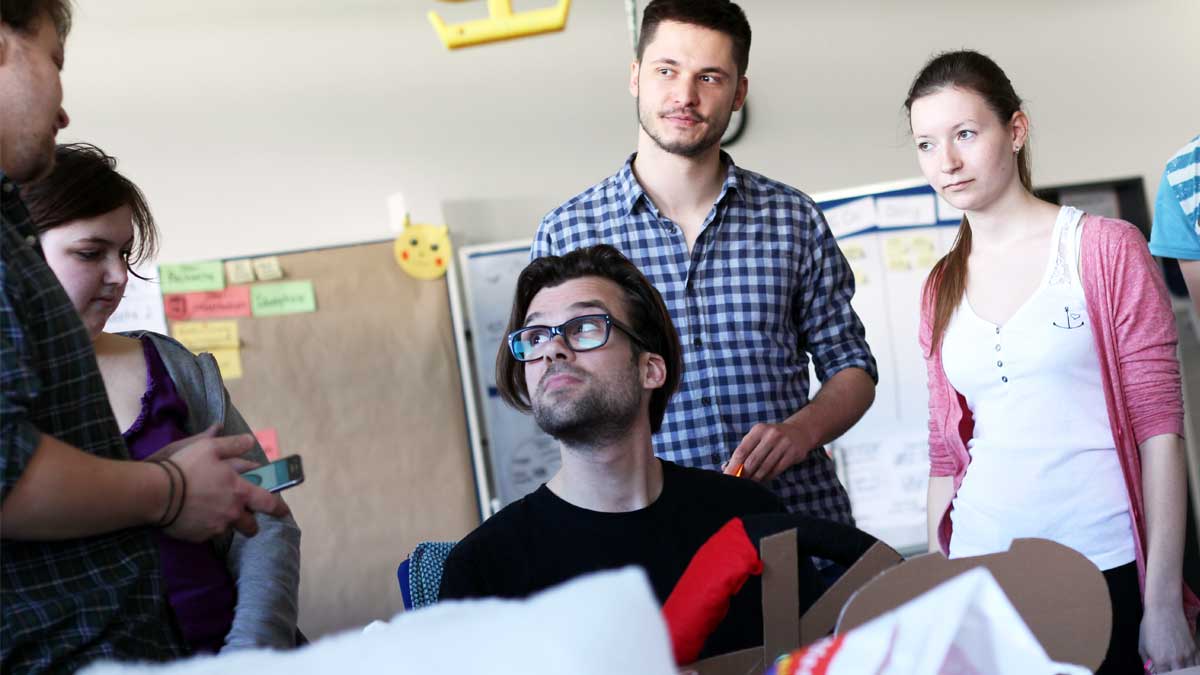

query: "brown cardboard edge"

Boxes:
[686, 533, 902, 675]
[836, 538, 1111, 672]
[761, 529, 800, 661]
[681, 647, 763, 675]
[798, 541, 903, 644]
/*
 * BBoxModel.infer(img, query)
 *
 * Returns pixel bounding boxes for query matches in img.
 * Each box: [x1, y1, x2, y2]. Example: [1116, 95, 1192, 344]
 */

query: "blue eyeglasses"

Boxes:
[507, 313, 649, 362]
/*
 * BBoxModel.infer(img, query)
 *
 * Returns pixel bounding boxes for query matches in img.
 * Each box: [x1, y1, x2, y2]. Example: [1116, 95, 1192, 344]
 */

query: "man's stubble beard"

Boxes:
[532, 363, 643, 450]
[636, 94, 733, 159]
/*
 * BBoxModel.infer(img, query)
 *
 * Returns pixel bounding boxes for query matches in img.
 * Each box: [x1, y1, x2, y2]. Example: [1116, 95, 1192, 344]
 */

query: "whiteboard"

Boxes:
[812, 178, 961, 554]
[452, 240, 559, 517]
[451, 180, 962, 548]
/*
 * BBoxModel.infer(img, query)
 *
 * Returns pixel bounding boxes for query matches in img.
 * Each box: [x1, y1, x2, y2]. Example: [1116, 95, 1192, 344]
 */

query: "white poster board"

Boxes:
[452, 241, 559, 516]
[103, 266, 168, 334]
[814, 179, 960, 553]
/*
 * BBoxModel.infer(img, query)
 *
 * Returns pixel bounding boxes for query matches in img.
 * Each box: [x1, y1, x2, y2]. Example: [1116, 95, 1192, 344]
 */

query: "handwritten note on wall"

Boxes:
[159, 261, 225, 294]
[164, 286, 252, 321]
[254, 428, 281, 461]
[251, 281, 316, 317]
[172, 320, 240, 351]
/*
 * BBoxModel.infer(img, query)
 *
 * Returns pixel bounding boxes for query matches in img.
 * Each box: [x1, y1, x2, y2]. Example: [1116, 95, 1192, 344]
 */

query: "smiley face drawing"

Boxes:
[394, 220, 452, 280]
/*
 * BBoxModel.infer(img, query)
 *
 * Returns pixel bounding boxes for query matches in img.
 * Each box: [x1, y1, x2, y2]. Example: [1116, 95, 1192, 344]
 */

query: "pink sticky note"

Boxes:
[163, 286, 252, 321]
[253, 428, 280, 461]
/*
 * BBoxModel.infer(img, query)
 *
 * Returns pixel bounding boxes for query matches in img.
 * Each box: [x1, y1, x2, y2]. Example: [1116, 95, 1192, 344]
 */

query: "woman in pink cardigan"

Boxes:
[907, 50, 1198, 673]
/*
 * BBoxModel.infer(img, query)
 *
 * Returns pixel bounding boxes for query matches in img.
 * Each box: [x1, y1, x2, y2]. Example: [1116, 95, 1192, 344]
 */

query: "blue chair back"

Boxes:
[397, 541, 457, 610]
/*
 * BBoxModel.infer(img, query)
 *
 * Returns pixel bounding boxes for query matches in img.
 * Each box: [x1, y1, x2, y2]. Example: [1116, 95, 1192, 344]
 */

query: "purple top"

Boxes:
[124, 336, 236, 654]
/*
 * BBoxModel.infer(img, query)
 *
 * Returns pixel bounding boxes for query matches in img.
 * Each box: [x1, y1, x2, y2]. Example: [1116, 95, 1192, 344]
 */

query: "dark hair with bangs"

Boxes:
[1, 0, 73, 39]
[495, 245, 683, 434]
[21, 143, 159, 277]
[637, 0, 751, 77]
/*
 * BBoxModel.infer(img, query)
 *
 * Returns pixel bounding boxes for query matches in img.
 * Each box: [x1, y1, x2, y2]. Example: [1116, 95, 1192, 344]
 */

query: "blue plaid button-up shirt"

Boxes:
[533, 154, 877, 522]
[1, 175, 182, 671]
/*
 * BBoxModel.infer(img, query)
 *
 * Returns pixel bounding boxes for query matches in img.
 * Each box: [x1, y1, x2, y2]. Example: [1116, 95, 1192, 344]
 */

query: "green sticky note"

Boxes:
[251, 280, 316, 317]
[159, 261, 225, 294]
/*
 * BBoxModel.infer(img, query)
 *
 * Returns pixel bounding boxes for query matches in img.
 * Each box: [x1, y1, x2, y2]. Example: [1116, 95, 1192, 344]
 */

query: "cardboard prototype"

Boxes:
[837, 538, 1111, 673]
[686, 529, 903, 675]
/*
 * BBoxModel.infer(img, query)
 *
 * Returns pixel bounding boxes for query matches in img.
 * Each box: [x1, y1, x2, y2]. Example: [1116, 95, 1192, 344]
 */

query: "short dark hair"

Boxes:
[21, 143, 159, 274]
[1, 0, 73, 39]
[636, 0, 751, 77]
[495, 245, 683, 434]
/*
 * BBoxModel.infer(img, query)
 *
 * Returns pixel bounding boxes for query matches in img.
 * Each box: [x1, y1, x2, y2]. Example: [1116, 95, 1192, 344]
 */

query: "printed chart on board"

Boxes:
[455, 242, 561, 516]
[813, 179, 962, 554]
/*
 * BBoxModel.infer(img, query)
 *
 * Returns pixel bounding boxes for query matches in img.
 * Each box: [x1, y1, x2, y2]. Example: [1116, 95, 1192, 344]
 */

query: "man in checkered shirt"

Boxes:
[533, 0, 877, 523]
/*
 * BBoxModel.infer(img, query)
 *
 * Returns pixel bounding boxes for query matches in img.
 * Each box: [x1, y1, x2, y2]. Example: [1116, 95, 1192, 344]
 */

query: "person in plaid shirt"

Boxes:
[534, 0, 877, 522]
[0, 2, 289, 670]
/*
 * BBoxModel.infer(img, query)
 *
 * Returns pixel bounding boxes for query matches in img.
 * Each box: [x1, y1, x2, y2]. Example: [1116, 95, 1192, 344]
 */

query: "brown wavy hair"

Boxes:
[905, 50, 1033, 350]
[495, 245, 683, 434]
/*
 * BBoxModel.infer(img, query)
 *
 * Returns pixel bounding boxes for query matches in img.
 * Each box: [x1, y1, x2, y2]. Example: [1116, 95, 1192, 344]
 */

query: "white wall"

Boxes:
[60, 0, 1200, 264]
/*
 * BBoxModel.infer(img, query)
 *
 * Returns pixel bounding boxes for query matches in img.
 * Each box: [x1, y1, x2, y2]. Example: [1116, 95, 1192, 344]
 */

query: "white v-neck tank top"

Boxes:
[941, 206, 1134, 571]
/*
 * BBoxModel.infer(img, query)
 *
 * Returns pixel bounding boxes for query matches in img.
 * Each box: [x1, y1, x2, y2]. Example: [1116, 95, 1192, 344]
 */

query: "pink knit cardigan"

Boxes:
[921, 214, 1200, 624]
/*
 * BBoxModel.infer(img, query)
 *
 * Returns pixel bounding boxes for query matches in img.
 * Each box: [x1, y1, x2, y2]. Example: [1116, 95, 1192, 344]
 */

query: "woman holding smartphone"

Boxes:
[22, 143, 301, 654]
[907, 50, 1198, 673]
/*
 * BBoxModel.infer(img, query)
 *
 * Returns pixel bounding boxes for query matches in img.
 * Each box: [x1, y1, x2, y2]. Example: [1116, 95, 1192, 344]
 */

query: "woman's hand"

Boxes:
[1140, 604, 1199, 672]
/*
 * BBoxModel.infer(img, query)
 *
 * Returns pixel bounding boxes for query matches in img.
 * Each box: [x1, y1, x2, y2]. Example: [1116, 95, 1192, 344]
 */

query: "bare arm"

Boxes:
[1, 427, 289, 543]
[0, 433, 166, 539]
[926, 475, 954, 554]
[1180, 260, 1200, 318]
[727, 366, 875, 481]
[787, 367, 876, 448]
[1138, 432, 1199, 669]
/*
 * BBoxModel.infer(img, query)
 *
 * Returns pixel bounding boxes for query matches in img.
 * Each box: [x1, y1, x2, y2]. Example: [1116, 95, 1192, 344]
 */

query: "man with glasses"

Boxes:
[439, 245, 783, 658]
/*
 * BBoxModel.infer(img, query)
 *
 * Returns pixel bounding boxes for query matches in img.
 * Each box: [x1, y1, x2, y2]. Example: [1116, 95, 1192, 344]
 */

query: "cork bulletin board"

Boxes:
[182, 240, 480, 638]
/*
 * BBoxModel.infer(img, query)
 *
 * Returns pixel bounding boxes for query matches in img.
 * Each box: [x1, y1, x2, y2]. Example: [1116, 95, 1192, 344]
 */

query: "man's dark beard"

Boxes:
[637, 95, 732, 158]
[533, 366, 642, 449]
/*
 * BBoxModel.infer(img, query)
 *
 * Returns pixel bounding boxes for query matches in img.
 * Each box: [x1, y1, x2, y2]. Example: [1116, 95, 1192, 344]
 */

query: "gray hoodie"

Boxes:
[124, 331, 301, 651]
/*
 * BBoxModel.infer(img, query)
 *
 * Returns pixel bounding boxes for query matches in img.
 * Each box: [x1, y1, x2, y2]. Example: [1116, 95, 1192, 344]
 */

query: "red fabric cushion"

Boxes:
[662, 517, 763, 664]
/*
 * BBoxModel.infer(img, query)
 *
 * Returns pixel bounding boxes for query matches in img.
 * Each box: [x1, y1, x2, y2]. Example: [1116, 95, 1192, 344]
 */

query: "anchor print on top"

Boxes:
[1052, 305, 1085, 330]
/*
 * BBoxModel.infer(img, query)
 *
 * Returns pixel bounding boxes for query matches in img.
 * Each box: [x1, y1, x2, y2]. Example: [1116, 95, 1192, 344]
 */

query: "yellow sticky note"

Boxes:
[252, 256, 284, 281]
[172, 320, 239, 351]
[884, 237, 910, 255]
[915, 251, 939, 269]
[841, 243, 866, 261]
[225, 259, 255, 285]
[209, 348, 243, 379]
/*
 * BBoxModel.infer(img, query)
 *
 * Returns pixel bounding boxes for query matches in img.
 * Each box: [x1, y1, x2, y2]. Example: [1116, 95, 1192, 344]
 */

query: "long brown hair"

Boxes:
[905, 50, 1033, 350]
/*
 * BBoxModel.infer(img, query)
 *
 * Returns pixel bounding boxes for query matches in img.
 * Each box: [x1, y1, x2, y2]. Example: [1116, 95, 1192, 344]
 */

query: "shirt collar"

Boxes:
[1, 173, 38, 241]
[617, 150, 744, 216]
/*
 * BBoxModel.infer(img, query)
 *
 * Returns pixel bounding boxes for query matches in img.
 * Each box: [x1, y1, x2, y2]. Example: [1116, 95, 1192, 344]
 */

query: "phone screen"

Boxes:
[240, 455, 303, 493]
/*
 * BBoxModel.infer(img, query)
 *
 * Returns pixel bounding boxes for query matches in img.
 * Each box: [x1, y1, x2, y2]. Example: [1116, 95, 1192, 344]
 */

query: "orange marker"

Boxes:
[733, 464, 744, 478]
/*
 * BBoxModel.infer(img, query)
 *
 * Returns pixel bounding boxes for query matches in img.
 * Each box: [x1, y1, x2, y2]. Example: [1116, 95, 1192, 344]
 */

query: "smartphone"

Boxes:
[240, 455, 304, 493]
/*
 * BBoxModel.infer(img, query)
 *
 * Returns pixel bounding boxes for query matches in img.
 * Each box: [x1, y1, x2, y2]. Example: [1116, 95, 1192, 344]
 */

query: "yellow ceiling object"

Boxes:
[428, 0, 570, 50]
